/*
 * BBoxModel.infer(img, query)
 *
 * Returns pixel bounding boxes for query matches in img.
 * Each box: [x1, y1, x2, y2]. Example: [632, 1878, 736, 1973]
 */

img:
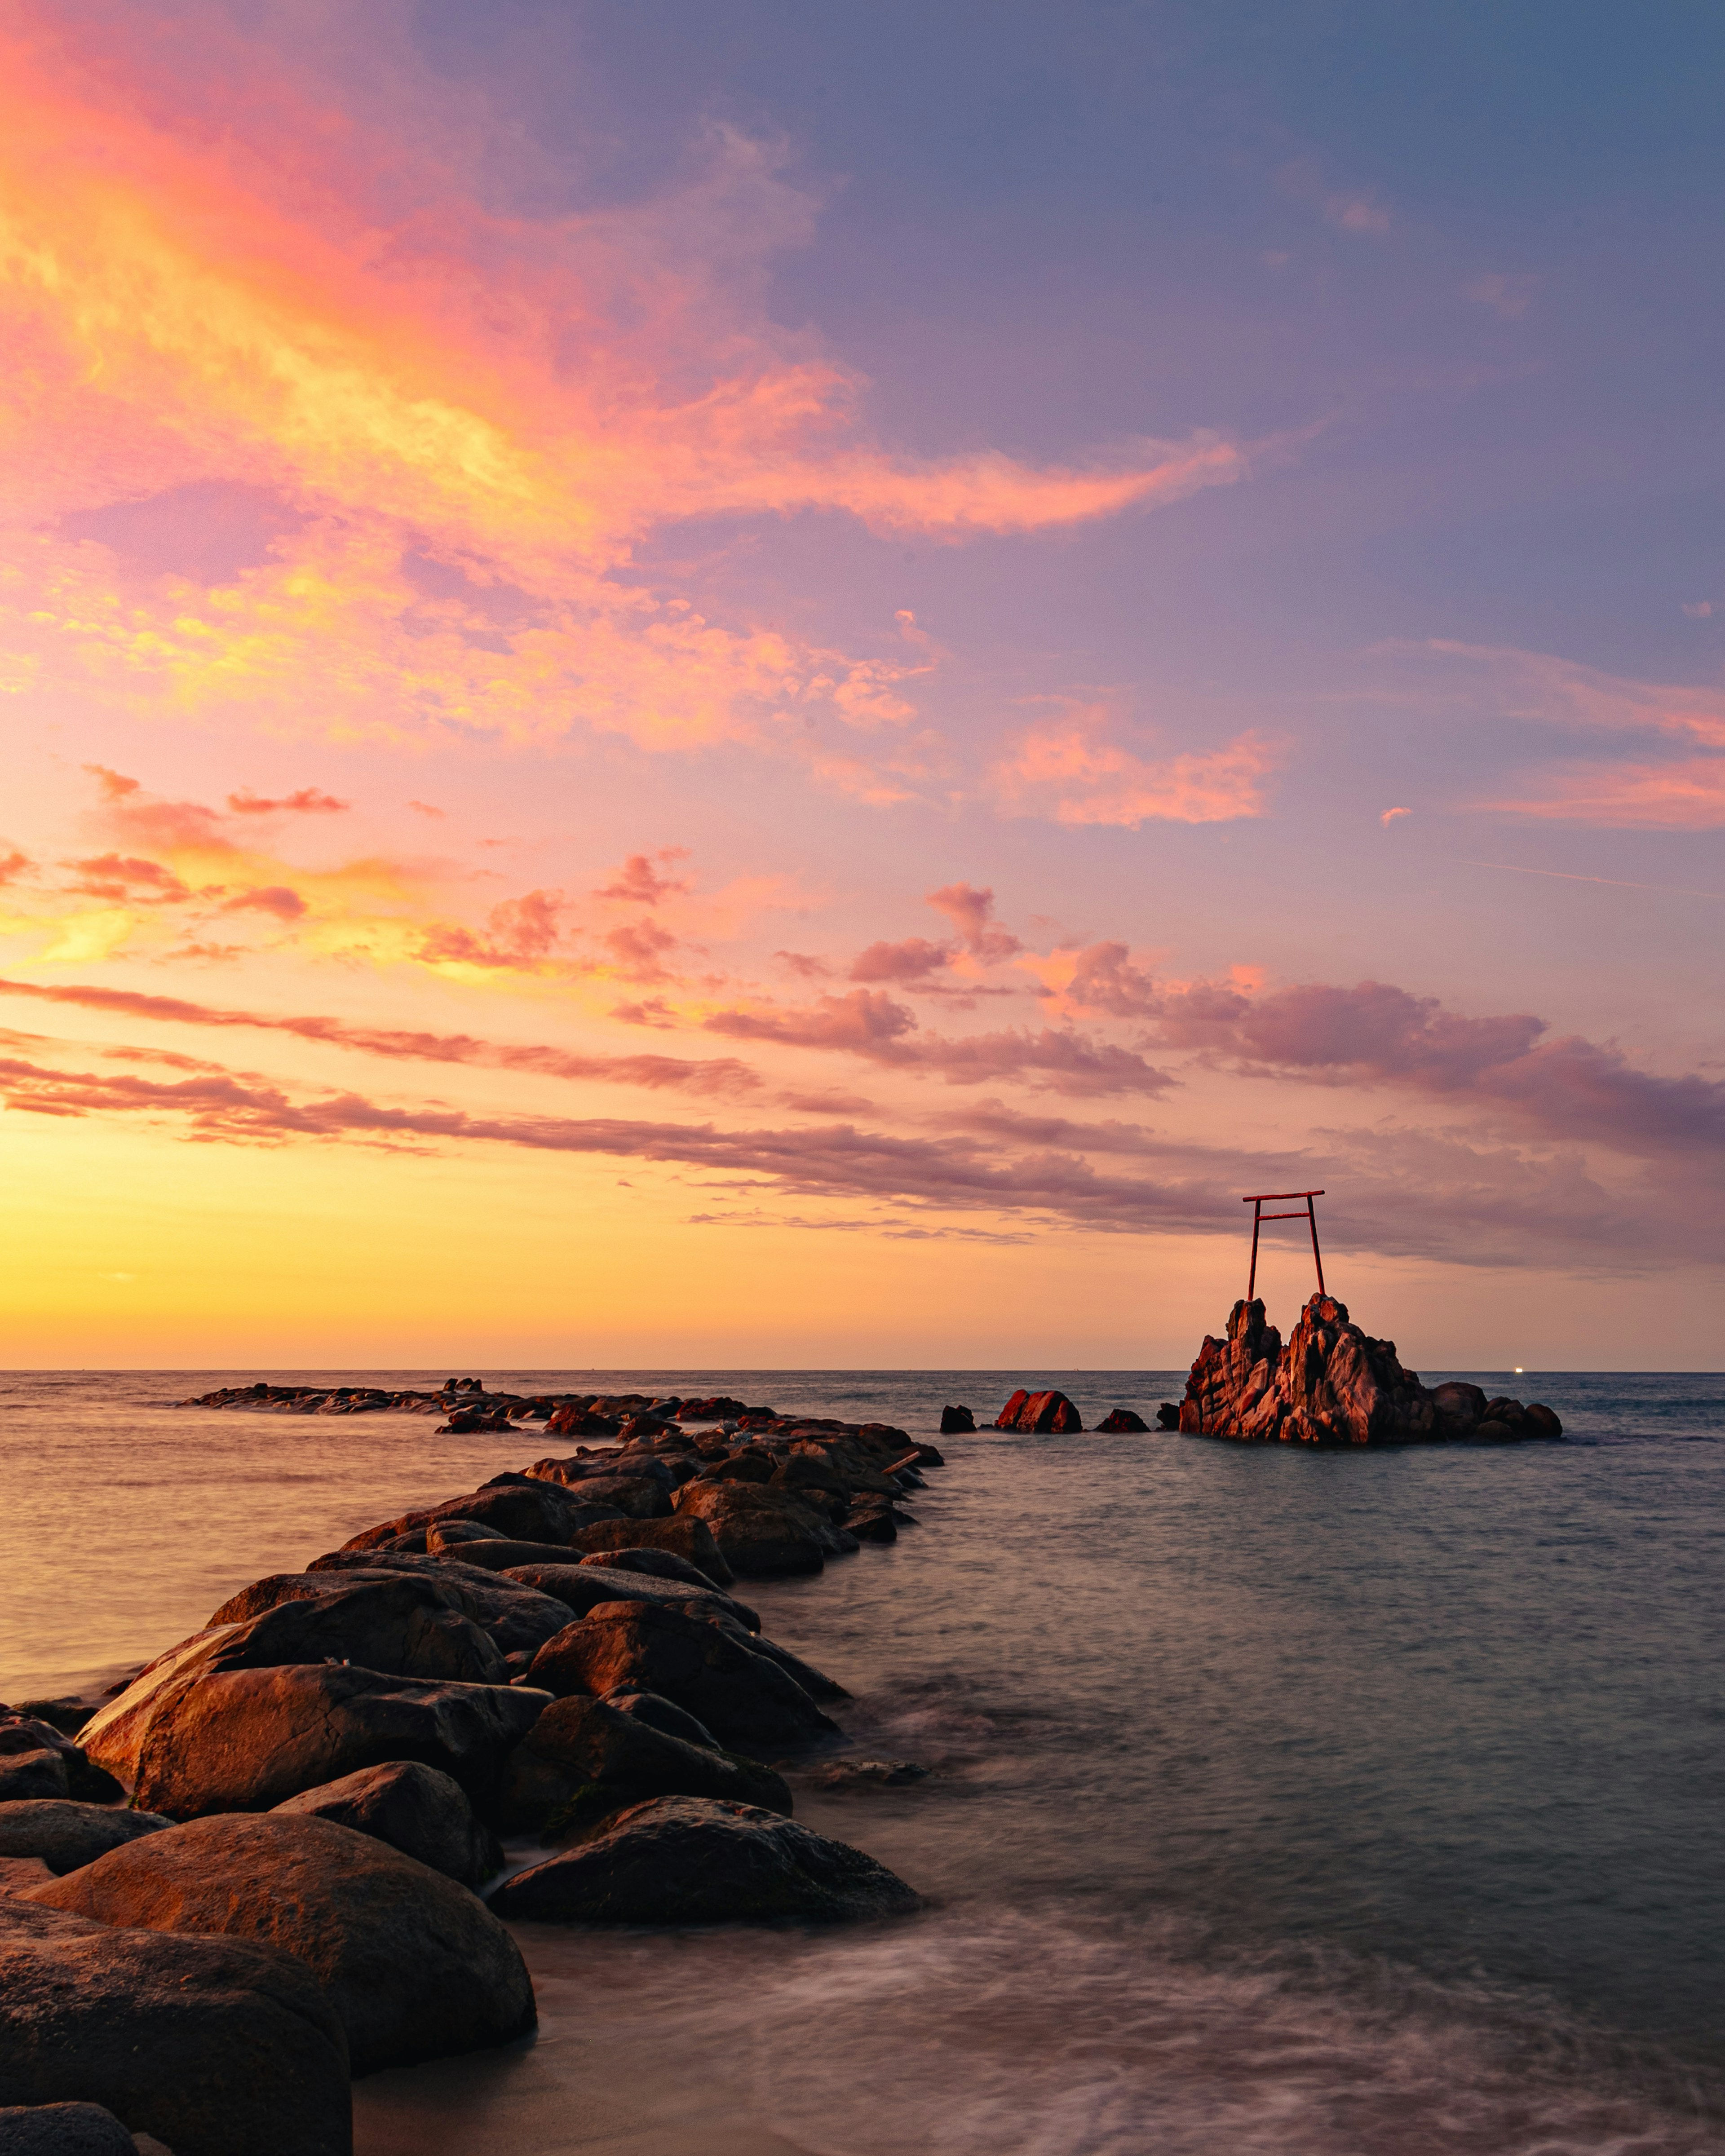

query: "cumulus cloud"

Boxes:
[595, 852, 692, 906]
[924, 883, 1023, 961]
[849, 937, 951, 983]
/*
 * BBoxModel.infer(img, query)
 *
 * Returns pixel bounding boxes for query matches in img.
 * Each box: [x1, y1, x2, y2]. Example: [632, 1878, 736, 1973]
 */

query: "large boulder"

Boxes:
[495, 1694, 792, 1835]
[304, 1552, 577, 1657]
[123, 1664, 549, 1819]
[338, 1479, 598, 1553]
[1430, 1380, 1487, 1435]
[0, 2103, 136, 2153]
[488, 1796, 920, 1925]
[566, 1515, 734, 1586]
[500, 1562, 758, 1631]
[672, 1482, 855, 1577]
[1096, 1407, 1150, 1433]
[0, 1897, 350, 2156]
[577, 1546, 716, 1592]
[271, 1761, 502, 1887]
[0, 1802, 170, 1878]
[993, 1389, 1083, 1433]
[32, 1813, 534, 2077]
[939, 1405, 975, 1433]
[0, 1756, 68, 1804]
[523, 1606, 839, 1750]
[80, 1578, 506, 1790]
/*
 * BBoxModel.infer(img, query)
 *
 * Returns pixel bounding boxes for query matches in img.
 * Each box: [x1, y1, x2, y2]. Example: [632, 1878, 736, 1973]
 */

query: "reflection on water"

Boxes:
[4, 1366, 1723, 2153]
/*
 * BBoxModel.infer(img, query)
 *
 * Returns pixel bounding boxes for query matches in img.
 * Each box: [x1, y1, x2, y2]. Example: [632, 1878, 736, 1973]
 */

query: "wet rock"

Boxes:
[124, 1664, 550, 1818]
[804, 1759, 931, 1789]
[271, 1761, 503, 1888]
[939, 1405, 974, 1433]
[993, 1389, 1084, 1433]
[543, 1406, 619, 1438]
[565, 1516, 735, 1586]
[847, 1508, 897, 1543]
[1096, 1408, 1150, 1433]
[673, 1481, 856, 1576]
[494, 1693, 792, 1836]
[1156, 1403, 1181, 1430]
[0, 2101, 137, 2153]
[487, 1795, 920, 1925]
[695, 1450, 775, 1485]
[500, 1561, 758, 1631]
[674, 1396, 754, 1423]
[0, 1896, 350, 2156]
[32, 1812, 535, 2076]
[424, 1520, 508, 1551]
[0, 1802, 170, 1878]
[523, 1604, 840, 1750]
[1524, 1401, 1564, 1438]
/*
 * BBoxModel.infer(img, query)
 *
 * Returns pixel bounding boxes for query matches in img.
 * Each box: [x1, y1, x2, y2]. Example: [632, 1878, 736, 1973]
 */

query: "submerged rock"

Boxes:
[939, 1405, 975, 1433]
[1095, 1408, 1150, 1433]
[487, 1795, 920, 1925]
[31, 1812, 535, 2076]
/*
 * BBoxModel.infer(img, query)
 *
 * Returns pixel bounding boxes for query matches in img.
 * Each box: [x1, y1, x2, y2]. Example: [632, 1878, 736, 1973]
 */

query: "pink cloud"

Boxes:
[924, 883, 1022, 961]
[595, 852, 692, 906]
[849, 937, 951, 983]
[992, 706, 1279, 826]
[221, 885, 308, 920]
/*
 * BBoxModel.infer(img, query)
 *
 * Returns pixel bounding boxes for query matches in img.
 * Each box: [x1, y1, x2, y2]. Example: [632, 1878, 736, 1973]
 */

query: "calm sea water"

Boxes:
[4, 1366, 1724, 2154]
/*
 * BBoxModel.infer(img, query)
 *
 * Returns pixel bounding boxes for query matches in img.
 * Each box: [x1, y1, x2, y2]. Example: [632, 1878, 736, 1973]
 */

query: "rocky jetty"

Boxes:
[0, 1398, 946, 2150]
[1179, 1293, 1564, 1445]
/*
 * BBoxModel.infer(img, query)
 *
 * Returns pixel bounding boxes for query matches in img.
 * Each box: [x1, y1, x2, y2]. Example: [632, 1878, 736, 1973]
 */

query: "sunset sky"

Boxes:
[2, 0, 1722, 1369]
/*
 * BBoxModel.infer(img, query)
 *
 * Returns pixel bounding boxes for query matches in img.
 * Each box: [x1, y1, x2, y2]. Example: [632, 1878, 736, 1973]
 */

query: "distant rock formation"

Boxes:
[1179, 1294, 1562, 1445]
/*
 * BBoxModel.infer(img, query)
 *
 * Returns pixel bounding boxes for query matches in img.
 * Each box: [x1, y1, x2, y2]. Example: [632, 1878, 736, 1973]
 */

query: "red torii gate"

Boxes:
[1242, 1188, 1326, 1301]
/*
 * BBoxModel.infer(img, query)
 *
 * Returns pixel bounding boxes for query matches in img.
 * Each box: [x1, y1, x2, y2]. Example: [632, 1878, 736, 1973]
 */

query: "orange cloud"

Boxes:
[992, 702, 1279, 826]
[0, 17, 1247, 764]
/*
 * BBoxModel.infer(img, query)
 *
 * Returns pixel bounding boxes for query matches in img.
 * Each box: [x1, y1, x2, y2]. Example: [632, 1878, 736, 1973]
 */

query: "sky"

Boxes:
[1, 0, 1721, 1369]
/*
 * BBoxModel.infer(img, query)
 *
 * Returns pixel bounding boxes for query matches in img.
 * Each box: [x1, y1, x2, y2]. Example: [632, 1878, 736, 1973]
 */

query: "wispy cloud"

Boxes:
[991, 702, 1279, 826]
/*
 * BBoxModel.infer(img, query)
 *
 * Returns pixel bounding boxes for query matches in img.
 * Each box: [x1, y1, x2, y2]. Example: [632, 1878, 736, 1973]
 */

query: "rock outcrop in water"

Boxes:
[1179, 1294, 1563, 1445]
[4, 1393, 943, 2142]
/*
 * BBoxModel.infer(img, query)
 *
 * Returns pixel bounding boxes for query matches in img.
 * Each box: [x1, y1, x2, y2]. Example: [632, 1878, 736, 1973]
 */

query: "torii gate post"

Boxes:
[1241, 1188, 1326, 1301]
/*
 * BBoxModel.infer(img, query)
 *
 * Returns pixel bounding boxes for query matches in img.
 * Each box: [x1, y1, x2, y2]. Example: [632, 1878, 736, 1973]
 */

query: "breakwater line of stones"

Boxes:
[0, 1391, 948, 2156]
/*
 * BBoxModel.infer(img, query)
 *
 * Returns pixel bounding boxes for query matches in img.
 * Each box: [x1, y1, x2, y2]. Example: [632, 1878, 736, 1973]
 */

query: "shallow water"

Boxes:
[5, 1366, 1724, 2152]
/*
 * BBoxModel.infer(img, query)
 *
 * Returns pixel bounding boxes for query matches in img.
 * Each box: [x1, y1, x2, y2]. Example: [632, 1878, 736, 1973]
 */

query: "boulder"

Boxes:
[672, 1482, 855, 1576]
[1095, 1407, 1150, 1433]
[1430, 1380, 1487, 1434]
[487, 1796, 920, 1925]
[527, 1474, 671, 1520]
[0, 2103, 136, 2153]
[271, 1761, 502, 1888]
[606, 1692, 721, 1750]
[0, 1896, 350, 2156]
[500, 1562, 758, 1631]
[200, 1574, 505, 1683]
[938, 1405, 974, 1433]
[0, 1718, 119, 1805]
[339, 1479, 593, 1553]
[542, 1406, 619, 1438]
[575, 1546, 714, 1591]
[0, 1802, 170, 1878]
[1524, 1401, 1564, 1438]
[564, 1518, 734, 1585]
[494, 1693, 793, 1835]
[704, 1614, 848, 1702]
[674, 1396, 752, 1422]
[1155, 1402, 1181, 1430]
[0, 1755, 67, 1803]
[993, 1389, 1083, 1433]
[424, 1520, 508, 1551]
[81, 1578, 508, 1789]
[304, 1553, 578, 1657]
[124, 1664, 550, 1819]
[32, 1813, 534, 2077]
[522, 1606, 839, 1750]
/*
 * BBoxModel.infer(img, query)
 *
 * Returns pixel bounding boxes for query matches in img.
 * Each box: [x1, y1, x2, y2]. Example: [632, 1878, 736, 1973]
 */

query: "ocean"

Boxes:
[5, 1366, 1725, 2154]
